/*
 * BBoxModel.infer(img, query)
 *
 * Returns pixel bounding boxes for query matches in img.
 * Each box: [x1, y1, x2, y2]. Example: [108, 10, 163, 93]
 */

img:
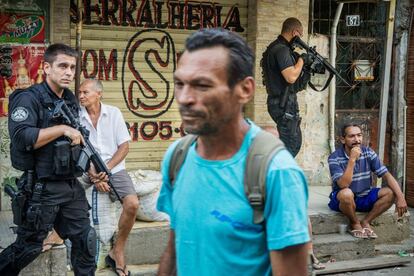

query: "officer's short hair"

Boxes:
[44, 43, 78, 64]
[184, 28, 254, 89]
[341, 123, 362, 137]
[281, 17, 302, 33]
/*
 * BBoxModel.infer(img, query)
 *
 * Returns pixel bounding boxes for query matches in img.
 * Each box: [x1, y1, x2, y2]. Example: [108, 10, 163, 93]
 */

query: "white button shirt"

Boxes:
[79, 103, 131, 174]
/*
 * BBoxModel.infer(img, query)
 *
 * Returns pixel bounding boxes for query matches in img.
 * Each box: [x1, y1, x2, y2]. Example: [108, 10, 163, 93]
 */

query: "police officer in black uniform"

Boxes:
[261, 17, 309, 157]
[0, 44, 96, 275]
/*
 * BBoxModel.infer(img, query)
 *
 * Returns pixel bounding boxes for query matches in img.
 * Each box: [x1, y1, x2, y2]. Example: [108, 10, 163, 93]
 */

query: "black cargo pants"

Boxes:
[267, 93, 302, 157]
[0, 179, 96, 276]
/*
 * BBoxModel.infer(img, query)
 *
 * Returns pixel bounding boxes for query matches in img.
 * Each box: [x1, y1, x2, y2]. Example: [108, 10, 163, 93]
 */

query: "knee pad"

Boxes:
[71, 226, 97, 258]
[69, 227, 97, 275]
[85, 227, 97, 257]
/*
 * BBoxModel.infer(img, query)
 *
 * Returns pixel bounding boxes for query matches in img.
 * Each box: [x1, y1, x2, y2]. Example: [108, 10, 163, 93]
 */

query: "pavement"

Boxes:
[2, 186, 413, 275]
[341, 206, 414, 276]
[308, 186, 414, 275]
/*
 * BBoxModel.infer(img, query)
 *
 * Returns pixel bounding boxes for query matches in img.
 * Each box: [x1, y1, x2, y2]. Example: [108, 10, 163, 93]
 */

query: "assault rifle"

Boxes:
[52, 100, 123, 204]
[291, 36, 352, 91]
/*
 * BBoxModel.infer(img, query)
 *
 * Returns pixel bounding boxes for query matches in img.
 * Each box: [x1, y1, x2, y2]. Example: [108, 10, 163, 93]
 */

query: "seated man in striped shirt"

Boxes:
[328, 123, 407, 239]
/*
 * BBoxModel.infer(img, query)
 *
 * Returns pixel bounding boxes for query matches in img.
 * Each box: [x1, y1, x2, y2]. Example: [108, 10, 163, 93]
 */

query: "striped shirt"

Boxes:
[328, 146, 388, 197]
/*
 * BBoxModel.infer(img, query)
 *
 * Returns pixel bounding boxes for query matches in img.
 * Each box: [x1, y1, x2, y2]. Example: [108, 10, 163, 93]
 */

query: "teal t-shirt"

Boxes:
[157, 122, 309, 275]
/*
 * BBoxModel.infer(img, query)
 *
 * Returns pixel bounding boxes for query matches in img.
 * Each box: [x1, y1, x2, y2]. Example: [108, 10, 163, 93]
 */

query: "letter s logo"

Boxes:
[122, 29, 176, 118]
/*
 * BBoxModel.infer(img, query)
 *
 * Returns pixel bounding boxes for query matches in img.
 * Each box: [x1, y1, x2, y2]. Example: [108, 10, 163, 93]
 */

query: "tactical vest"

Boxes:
[9, 83, 80, 177]
[261, 41, 311, 98]
[168, 130, 285, 224]
[8, 84, 55, 171]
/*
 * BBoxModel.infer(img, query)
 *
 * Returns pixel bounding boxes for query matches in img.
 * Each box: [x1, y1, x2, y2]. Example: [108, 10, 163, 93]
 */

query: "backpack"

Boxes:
[8, 84, 55, 171]
[168, 130, 285, 224]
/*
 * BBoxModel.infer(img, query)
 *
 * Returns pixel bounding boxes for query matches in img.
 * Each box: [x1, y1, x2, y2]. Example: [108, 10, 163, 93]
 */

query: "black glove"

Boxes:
[293, 52, 300, 61]
[300, 53, 313, 66]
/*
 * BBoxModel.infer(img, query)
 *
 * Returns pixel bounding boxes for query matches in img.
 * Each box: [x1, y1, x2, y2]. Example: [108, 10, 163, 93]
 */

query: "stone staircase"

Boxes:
[93, 186, 411, 275]
[309, 186, 410, 264]
[1, 186, 411, 275]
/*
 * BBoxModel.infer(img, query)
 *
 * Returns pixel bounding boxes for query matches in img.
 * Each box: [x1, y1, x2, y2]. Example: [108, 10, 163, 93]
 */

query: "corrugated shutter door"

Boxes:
[406, 9, 414, 207]
[69, 1, 248, 171]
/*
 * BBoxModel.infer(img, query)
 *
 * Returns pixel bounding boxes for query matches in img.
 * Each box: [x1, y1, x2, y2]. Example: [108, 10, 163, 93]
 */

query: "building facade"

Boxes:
[1, 0, 412, 205]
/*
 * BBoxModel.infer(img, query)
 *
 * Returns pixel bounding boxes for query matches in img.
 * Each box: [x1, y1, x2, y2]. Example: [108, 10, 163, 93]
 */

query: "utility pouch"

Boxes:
[71, 144, 84, 177]
[283, 113, 301, 136]
[5, 183, 27, 226]
[11, 192, 27, 225]
[53, 140, 71, 175]
[26, 203, 42, 230]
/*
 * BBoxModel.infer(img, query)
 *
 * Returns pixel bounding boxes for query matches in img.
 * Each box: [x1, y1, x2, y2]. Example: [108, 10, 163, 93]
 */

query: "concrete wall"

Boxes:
[0, 0, 332, 189]
[392, 0, 411, 185]
[297, 34, 331, 185]
[50, 0, 70, 45]
[247, 0, 331, 185]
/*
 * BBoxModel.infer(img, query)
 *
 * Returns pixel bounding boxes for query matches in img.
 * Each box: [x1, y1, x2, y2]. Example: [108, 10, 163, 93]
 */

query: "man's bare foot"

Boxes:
[360, 221, 378, 239]
[108, 250, 129, 276]
[349, 222, 363, 232]
[42, 230, 64, 252]
[348, 222, 368, 239]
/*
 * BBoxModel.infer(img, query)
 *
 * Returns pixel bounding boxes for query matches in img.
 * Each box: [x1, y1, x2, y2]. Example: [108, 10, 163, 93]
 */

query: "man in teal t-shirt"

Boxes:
[157, 28, 309, 276]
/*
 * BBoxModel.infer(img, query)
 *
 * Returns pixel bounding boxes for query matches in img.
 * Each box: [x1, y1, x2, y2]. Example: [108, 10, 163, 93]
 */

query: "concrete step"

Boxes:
[20, 245, 67, 276]
[67, 264, 158, 276]
[97, 264, 157, 276]
[0, 211, 67, 276]
[313, 233, 376, 262]
[118, 212, 409, 266]
[310, 209, 410, 244]
[121, 221, 379, 266]
[122, 221, 170, 265]
[314, 255, 412, 275]
[308, 186, 410, 244]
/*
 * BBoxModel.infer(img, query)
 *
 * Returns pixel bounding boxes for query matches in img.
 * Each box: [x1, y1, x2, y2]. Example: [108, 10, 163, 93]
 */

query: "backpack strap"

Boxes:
[244, 130, 285, 224]
[169, 134, 198, 186]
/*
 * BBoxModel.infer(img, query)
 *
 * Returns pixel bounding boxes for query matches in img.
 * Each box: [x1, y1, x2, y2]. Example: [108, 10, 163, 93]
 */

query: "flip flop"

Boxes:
[348, 229, 368, 239]
[42, 242, 65, 252]
[115, 266, 131, 276]
[310, 253, 325, 270]
[105, 255, 116, 271]
[105, 255, 131, 276]
[363, 228, 378, 239]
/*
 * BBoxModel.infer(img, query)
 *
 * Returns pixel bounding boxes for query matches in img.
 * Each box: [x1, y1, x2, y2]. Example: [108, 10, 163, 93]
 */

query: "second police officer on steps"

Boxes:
[261, 17, 312, 157]
[0, 44, 96, 275]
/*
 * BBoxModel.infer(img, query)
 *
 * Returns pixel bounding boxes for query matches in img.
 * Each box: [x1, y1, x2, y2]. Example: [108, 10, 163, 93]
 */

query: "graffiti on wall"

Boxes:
[74, 0, 247, 142]
[127, 120, 184, 141]
[70, 0, 244, 33]
[122, 29, 176, 118]
[82, 48, 118, 80]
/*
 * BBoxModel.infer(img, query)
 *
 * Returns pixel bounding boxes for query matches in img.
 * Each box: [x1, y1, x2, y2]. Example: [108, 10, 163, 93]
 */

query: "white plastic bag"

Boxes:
[78, 175, 121, 269]
[128, 170, 169, 222]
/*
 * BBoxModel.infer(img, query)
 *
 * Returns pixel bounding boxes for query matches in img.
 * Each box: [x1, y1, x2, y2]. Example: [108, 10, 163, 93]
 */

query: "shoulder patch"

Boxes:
[11, 107, 29, 122]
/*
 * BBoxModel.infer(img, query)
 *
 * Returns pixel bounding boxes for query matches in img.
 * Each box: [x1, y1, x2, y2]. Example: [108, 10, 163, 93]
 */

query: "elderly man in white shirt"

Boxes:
[79, 78, 138, 276]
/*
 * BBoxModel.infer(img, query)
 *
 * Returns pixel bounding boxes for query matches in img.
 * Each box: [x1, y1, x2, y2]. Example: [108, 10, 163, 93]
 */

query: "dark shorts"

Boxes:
[328, 188, 380, 212]
[79, 169, 136, 200]
[110, 169, 136, 198]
